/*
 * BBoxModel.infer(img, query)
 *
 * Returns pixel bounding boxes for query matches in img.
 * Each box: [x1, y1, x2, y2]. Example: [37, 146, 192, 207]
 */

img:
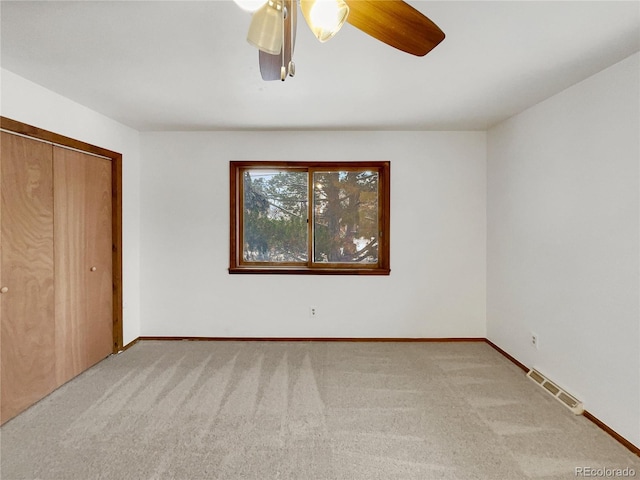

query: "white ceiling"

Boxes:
[1, 1, 639, 131]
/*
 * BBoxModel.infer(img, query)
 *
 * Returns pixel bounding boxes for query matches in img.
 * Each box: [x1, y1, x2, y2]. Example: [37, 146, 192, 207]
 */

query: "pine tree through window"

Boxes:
[230, 161, 390, 275]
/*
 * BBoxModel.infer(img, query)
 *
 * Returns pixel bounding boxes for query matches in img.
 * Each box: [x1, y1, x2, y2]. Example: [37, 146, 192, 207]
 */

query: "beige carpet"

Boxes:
[1, 341, 638, 479]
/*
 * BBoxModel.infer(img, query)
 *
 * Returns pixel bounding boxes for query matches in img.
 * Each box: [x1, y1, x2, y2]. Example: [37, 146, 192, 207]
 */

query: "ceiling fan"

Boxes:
[235, 0, 445, 81]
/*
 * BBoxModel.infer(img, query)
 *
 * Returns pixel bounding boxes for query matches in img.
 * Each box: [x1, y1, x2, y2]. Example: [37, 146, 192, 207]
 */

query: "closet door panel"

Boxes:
[54, 147, 112, 385]
[0, 132, 56, 424]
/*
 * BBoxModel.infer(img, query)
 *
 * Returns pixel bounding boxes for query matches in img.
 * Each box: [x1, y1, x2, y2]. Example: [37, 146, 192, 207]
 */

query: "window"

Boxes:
[229, 161, 390, 275]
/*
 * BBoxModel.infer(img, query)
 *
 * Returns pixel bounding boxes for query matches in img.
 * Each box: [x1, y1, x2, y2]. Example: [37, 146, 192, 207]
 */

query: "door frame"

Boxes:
[1, 116, 124, 352]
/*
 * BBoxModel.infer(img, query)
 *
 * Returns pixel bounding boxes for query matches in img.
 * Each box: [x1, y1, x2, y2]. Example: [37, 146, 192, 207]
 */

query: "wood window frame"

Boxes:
[229, 160, 390, 275]
[1, 116, 124, 352]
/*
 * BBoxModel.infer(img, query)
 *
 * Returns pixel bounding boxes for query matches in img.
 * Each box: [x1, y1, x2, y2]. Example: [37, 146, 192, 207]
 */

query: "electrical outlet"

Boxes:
[531, 332, 539, 349]
[309, 306, 317, 318]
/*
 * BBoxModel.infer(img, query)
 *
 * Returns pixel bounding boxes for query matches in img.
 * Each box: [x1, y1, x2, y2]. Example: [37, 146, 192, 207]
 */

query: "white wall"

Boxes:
[1, 69, 142, 345]
[140, 131, 486, 338]
[487, 53, 640, 447]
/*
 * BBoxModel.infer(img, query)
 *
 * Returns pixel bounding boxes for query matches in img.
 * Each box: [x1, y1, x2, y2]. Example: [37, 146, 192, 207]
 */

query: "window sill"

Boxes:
[228, 267, 390, 276]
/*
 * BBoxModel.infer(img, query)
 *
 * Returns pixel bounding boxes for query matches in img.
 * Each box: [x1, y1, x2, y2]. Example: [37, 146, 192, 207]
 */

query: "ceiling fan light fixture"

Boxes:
[300, 0, 349, 43]
[234, 0, 268, 12]
[247, 0, 284, 55]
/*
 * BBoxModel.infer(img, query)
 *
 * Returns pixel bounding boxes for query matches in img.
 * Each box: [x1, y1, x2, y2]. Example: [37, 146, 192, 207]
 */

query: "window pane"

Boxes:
[313, 170, 379, 264]
[243, 170, 308, 262]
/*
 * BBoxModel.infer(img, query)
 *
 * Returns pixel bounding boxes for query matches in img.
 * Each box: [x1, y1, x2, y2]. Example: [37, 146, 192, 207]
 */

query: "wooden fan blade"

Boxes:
[344, 0, 445, 57]
[259, 0, 297, 80]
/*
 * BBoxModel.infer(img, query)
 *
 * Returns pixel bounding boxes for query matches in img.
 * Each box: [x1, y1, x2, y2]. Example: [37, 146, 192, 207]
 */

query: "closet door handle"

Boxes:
[0, 286, 8, 294]
[90, 267, 97, 272]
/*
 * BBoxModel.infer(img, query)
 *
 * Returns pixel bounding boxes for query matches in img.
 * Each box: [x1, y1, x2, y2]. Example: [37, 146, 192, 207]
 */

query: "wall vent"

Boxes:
[526, 368, 584, 414]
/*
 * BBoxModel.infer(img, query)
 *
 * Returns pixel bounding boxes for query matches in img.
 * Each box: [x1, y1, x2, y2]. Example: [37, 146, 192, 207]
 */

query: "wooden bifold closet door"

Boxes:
[0, 132, 113, 424]
[0, 132, 57, 424]
[53, 146, 113, 386]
